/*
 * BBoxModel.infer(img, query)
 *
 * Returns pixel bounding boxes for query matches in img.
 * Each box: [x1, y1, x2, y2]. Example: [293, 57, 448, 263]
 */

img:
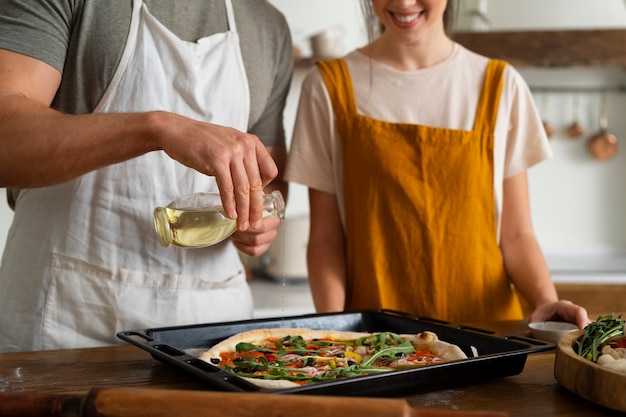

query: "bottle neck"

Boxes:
[265, 190, 286, 220]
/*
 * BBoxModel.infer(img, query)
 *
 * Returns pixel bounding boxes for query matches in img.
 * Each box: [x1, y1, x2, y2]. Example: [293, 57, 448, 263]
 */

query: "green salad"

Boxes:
[576, 313, 625, 362]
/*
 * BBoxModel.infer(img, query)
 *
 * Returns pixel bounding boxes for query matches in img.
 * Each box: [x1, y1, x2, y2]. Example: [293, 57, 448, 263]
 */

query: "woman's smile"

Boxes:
[372, 0, 449, 47]
[387, 10, 423, 27]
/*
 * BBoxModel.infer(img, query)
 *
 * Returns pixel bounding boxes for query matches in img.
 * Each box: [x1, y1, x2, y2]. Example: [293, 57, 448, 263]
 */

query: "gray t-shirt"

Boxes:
[0, 0, 293, 147]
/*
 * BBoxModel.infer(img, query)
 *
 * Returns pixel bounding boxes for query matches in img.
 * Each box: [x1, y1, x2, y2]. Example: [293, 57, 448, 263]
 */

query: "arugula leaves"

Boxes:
[576, 313, 625, 362]
[359, 332, 416, 367]
[236, 342, 274, 354]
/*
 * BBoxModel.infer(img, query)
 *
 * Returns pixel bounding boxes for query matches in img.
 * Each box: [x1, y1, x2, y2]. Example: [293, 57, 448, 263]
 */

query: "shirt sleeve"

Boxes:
[0, 0, 74, 72]
[245, 9, 293, 148]
[500, 65, 553, 179]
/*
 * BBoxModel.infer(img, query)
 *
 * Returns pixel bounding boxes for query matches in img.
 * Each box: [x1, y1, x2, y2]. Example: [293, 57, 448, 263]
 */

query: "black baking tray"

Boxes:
[117, 309, 553, 397]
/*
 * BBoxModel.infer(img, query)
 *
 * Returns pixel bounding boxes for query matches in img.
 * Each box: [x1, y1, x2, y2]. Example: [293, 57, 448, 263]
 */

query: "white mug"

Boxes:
[309, 25, 345, 58]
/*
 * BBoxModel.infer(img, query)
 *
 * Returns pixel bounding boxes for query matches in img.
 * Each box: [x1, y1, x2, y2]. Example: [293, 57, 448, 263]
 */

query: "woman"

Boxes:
[285, 0, 590, 327]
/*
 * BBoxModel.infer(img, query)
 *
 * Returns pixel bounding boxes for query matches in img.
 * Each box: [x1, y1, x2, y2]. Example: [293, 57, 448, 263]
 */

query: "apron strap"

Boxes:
[224, 0, 237, 33]
[317, 59, 356, 129]
[473, 59, 507, 136]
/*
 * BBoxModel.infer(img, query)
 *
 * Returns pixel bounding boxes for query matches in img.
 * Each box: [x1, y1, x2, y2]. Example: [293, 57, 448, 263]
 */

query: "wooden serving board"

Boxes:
[555, 330, 626, 412]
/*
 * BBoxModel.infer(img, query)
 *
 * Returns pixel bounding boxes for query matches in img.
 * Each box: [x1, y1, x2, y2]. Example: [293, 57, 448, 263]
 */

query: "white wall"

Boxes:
[522, 67, 626, 265]
[268, 0, 367, 59]
[477, 0, 626, 270]
[486, 0, 626, 30]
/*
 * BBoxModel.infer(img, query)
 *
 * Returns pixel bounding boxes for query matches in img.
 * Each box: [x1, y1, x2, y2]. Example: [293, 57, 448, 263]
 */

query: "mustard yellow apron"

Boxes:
[317, 58, 523, 322]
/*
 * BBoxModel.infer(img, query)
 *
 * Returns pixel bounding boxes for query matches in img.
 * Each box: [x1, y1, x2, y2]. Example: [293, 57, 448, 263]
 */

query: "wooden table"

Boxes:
[0, 321, 623, 417]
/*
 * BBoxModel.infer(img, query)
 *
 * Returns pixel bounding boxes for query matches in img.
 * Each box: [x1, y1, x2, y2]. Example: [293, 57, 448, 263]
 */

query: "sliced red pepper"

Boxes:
[609, 336, 626, 349]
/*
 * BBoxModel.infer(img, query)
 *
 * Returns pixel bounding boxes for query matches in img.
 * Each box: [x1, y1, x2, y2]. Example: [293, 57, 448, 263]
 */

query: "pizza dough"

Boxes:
[199, 328, 467, 389]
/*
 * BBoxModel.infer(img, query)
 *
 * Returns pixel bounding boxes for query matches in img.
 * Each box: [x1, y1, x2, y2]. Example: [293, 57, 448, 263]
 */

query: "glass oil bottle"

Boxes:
[154, 190, 285, 248]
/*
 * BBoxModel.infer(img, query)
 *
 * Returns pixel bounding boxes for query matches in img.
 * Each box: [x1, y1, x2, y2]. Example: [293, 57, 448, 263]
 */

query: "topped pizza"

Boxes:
[199, 328, 468, 389]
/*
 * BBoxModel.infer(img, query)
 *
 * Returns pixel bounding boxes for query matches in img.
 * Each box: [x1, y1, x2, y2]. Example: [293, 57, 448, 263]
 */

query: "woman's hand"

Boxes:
[530, 300, 592, 329]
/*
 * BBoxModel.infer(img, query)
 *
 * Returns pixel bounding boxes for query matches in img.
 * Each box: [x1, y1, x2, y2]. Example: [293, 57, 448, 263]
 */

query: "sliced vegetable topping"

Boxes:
[217, 332, 442, 384]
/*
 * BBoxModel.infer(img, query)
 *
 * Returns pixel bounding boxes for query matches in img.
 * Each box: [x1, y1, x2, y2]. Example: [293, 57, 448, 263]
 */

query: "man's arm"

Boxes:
[0, 49, 277, 231]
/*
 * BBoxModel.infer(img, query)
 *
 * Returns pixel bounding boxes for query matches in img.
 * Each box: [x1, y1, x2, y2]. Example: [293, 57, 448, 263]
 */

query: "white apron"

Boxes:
[0, 0, 253, 352]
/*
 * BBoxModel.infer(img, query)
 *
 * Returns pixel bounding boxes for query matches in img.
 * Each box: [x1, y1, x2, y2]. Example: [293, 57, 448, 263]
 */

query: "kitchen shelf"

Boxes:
[452, 29, 626, 68]
[294, 29, 626, 69]
[294, 57, 317, 69]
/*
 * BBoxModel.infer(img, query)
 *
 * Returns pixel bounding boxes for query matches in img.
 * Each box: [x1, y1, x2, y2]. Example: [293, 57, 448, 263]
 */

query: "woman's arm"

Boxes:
[307, 188, 347, 312]
[500, 171, 590, 328]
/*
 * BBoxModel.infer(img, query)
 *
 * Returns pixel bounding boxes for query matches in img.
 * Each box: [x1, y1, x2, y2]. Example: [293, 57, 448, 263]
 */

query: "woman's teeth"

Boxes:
[394, 13, 419, 23]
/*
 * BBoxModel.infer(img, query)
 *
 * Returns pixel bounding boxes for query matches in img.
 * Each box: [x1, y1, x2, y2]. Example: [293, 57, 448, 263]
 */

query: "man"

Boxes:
[0, 0, 293, 351]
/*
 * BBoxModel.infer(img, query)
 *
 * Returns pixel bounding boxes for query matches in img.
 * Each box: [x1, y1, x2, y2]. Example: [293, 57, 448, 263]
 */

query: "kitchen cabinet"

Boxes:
[518, 283, 626, 317]
[555, 283, 626, 316]
[452, 29, 626, 68]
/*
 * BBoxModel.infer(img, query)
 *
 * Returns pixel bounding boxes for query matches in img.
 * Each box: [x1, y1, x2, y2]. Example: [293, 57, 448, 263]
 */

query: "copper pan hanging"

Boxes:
[566, 92, 584, 139]
[587, 93, 618, 161]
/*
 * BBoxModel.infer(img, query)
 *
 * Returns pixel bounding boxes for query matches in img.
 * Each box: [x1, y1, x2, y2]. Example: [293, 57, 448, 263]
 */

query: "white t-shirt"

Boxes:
[285, 43, 551, 238]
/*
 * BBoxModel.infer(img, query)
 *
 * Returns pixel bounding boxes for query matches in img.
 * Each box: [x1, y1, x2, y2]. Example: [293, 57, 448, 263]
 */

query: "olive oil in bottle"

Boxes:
[154, 190, 285, 248]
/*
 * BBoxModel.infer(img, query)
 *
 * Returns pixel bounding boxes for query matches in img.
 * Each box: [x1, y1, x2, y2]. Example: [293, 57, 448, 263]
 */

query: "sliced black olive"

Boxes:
[210, 357, 220, 364]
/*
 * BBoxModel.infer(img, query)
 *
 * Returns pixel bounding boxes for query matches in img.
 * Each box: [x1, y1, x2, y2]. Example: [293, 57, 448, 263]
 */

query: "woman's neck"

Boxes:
[360, 33, 454, 71]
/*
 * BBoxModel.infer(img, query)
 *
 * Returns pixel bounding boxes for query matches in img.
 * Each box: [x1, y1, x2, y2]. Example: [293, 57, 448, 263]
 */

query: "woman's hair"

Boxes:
[360, 0, 458, 42]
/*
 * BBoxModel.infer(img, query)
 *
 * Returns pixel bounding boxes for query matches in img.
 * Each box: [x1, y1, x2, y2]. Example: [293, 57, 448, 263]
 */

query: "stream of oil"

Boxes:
[279, 217, 286, 326]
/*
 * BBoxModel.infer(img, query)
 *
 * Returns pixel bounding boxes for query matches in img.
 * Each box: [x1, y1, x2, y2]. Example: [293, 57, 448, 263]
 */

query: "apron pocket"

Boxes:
[43, 253, 253, 350]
